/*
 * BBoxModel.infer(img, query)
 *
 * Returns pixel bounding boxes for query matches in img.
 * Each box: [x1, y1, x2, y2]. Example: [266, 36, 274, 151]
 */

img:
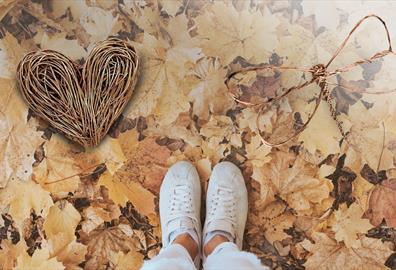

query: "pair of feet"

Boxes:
[160, 161, 248, 266]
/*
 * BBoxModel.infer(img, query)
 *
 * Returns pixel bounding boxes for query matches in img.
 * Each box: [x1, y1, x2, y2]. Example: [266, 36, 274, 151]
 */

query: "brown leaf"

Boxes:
[81, 224, 142, 270]
[360, 163, 386, 185]
[367, 179, 396, 227]
[303, 232, 393, 270]
[118, 132, 171, 194]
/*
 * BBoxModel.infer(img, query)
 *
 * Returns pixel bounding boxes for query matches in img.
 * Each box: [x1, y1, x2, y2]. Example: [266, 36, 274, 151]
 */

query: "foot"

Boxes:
[159, 161, 202, 266]
[203, 161, 248, 257]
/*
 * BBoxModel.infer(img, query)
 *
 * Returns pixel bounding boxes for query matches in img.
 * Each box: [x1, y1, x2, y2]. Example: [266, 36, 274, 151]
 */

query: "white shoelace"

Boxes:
[169, 185, 194, 219]
[208, 186, 236, 224]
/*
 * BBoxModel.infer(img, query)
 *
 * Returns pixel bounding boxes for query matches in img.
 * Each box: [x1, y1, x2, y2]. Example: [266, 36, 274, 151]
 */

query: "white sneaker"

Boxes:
[159, 161, 201, 267]
[203, 161, 248, 252]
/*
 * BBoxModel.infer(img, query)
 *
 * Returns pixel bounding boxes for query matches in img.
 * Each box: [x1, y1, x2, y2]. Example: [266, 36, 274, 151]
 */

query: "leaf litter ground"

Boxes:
[1, 1, 396, 269]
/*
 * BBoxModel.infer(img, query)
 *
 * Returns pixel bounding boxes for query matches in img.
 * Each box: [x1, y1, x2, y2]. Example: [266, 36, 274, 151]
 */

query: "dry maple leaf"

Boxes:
[331, 203, 372, 248]
[199, 115, 238, 163]
[237, 107, 260, 132]
[256, 151, 332, 212]
[0, 78, 44, 187]
[302, 232, 393, 270]
[366, 179, 396, 227]
[86, 136, 127, 175]
[275, 18, 316, 67]
[81, 224, 142, 270]
[195, 2, 278, 64]
[81, 200, 121, 234]
[119, 1, 157, 36]
[0, 33, 35, 78]
[33, 134, 82, 198]
[0, 180, 53, 231]
[33, 31, 87, 60]
[195, 158, 212, 182]
[249, 200, 296, 244]
[245, 133, 272, 168]
[126, 14, 202, 125]
[298, 101, 342, 158]
[43, 232, 87, 270]
[15, 246, 64, 270]
[98, 171, 156, 217]
[56, 241, 86, 270]
[117, 131, 171, 194]
[43, 201, 81, 242]
[80, 6, 118, 44]
[68, 136, 127, 188]
[341, 97, 396, 170]
[0, 239, 26, 270]
[109, 250, 144, 270]
[145, 112, 202, 147]
[187, 57, 234, 120]
[159, 0, 182, 16]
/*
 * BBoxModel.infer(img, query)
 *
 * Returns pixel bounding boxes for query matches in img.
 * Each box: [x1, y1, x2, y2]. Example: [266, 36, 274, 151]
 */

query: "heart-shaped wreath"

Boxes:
[17, 38, 139, 147]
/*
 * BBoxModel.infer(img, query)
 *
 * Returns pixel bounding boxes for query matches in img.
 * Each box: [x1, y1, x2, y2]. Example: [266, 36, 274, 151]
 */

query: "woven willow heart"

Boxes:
[16, 38, 139, 147]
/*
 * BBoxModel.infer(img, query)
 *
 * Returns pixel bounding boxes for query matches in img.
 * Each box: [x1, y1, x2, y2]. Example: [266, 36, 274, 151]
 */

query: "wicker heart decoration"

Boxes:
[16, 38, 139, 147]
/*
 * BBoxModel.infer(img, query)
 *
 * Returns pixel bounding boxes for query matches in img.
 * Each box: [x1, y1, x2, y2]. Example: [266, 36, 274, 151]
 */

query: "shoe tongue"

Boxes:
[206, 219, 235, 239]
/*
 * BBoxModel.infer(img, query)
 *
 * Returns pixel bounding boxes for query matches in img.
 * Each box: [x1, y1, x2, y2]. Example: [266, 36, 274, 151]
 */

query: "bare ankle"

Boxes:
[172, 233, 198, 260]
[203, 234, 229, 257]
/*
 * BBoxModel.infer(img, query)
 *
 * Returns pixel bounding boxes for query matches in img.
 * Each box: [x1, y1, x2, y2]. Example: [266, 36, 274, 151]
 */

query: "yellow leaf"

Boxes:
[187, 57, 233, 120]
[0, 239, 26, 270]
[0, 33, 34, 78]
[80, 7, 118, 44]
[303, 232, 393, 270]
[258, 151, 332, 212]
[15, 247, 64, 270]
[346, 102, 394, 171]
[126, 14, 201, 125]
[45, 233, 87, 270]
[332, 203, 372, 248]
[299, 101, 342, 158]
[33, 31, 86, 60]
[98, 171, 156, 216]
[252, 201, 296, 244]
[33, 135, 81, 197]
[44, 201, 81, 242]
[196, 158, 212, 182]
[0, 78, 44, 187]
[112, 250, 144, 270]
[195, 2, 278, 64]
[0, 180, 53, 230]
[245, 134, 272, 168]
[86, 136, 126, 175]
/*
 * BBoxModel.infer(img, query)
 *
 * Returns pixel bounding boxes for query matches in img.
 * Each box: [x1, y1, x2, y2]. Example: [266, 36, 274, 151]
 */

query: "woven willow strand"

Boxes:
[225, 14, 396, 147]
[17, 38, 139, 147]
